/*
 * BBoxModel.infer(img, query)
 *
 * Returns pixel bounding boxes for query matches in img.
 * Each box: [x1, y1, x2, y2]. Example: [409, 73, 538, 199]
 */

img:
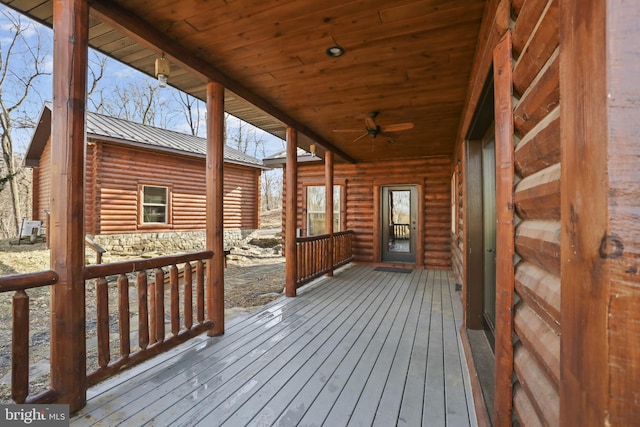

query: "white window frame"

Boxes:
[306, 185, 341, 236]
[141, 185, 169, 224]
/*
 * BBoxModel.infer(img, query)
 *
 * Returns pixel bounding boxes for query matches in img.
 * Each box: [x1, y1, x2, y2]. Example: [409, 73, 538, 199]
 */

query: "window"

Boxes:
[142, 185, 168, 224]
[307, 185, 340, 236]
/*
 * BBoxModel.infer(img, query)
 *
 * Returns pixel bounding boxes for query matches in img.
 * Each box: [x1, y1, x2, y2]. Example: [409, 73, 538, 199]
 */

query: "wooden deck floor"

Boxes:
[71, 265, 475, 427]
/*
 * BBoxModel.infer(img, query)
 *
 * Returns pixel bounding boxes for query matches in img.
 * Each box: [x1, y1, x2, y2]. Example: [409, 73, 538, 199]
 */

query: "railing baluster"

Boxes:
[12, 290, 29, 403]
[137, 271, 149, 350]
[96, 277, 110, 368]
[295, 231, 354, 287]
[154, 268, 165, 343]
[170, 264, 179, 336]
[118, 274, 130, 358]
[196, 260, 205, 324]
[184, 262, 193, 330]
[148, 275, 156, 346]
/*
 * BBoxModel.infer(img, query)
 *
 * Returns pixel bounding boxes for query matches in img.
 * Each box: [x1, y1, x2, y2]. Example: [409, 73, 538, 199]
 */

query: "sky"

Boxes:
[0, 4, 285, 159]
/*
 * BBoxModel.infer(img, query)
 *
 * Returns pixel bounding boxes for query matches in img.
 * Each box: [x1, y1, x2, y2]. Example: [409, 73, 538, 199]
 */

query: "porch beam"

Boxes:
[285, 127, 298, 297]
[87, 0, 355, 164]
[50, 0, 89, 411]
[325, 150, 334, 277]
[206, 81, 225, 336]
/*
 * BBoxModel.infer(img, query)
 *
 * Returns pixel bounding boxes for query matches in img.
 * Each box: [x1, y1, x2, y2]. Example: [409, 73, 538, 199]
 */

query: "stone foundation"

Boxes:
[91, 229, 252, 255]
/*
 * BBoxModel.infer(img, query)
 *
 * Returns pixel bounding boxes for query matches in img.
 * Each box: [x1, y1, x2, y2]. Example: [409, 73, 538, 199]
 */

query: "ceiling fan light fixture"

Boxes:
[325, 45, 345, 57]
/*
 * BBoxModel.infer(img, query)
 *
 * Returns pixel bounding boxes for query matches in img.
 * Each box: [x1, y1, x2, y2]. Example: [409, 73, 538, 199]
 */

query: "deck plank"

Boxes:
[325, 270, 419, 426]
[121, 267, 377, 426]
[441, 270, 471, 426]
[187, 268, 386, 426]
[372, 269, 428, 426]
[70, 266, 473, 427]
[398, 269, 435, 426]
[220, 270, 399, 426]
[424, 269, 446, 426]
[265, 271, 408, 427]
[297, 271, 414, 426]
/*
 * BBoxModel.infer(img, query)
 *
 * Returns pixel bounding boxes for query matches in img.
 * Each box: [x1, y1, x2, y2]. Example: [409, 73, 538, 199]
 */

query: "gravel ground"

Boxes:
[0, 220, 285, 403]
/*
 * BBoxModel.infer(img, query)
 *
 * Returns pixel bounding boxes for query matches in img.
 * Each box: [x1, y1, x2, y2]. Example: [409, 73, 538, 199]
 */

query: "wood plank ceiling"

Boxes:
[3, 0, 486, 163]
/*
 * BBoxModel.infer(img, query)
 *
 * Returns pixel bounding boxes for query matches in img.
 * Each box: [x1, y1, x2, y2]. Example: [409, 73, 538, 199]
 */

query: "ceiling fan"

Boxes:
[333, 111, 414, 142]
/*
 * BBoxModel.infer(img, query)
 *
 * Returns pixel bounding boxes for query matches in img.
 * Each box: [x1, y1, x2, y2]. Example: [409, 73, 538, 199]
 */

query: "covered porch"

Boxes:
[1, 0, 638, 425]
[71, 265, 474, 426]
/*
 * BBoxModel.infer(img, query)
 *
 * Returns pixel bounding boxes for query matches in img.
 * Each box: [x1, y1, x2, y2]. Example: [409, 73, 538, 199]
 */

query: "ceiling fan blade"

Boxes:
[364, 116, 377, 129]
[353, 132, 370, 142]
[381, 123, 414, 132]
[333, 129, 363, 132]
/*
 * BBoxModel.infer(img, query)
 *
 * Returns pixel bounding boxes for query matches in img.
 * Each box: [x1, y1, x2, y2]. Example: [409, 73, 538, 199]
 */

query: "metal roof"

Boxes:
[25, 105, 267, 169]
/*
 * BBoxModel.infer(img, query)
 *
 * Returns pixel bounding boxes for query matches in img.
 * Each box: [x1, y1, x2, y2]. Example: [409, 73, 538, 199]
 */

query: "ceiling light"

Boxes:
[325, 46, 345, 57]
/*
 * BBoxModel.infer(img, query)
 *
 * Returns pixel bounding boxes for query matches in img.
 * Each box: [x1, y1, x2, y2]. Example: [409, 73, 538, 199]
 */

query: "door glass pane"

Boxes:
[387, 190, 411, 253]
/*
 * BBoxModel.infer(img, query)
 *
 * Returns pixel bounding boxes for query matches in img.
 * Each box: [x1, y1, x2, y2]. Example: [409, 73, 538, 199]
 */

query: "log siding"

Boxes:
[290, 156, 451, 269]
[511, 1, 561, 424]
[32, 138, 262, 236]
[452, 0, 562, 424]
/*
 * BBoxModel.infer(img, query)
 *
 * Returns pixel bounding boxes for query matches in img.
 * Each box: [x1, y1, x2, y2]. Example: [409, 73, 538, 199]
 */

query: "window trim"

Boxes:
[304, 183, 342, 237]
[139, 183, 171, 226]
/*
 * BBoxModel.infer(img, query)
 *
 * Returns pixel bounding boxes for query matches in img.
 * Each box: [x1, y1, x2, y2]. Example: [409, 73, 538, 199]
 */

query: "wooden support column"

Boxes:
[206, 81, 225, 336]
[285, 128, 298, 297]
[493, 31, 515, 426]
[50, 0, 89, 412]
[560, 1, 639, 425]
[325, 150, 334, 277]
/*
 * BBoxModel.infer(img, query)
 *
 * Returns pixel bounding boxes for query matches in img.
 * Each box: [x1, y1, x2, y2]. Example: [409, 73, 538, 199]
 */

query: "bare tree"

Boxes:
[99, 80, 173, 127]
[87, 52, 107, 112]
[0, 12, 50, 236]
[226, 114, 265, 158]
[261, 169, 282, 211]
[174, 92, 202, 136]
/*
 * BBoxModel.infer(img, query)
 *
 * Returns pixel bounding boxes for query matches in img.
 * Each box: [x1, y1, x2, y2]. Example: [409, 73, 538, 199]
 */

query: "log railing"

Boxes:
[83, 250, 214, 385]
[296, 230, 354, 287]
[390, 223, 411, 241]
[85, 236, 106, 265]
[0, 270, 59, 404]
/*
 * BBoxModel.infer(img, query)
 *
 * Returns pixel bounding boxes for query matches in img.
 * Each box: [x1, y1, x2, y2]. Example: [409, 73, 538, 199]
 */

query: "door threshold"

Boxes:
[464, 328, 495, 426]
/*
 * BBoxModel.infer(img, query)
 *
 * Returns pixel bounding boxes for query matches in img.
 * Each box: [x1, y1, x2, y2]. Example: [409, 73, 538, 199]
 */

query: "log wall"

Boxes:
[290, 156, 452, 269]
[33, 138, 262, 235]
[33, 140, 51, 232]
[452, 0, 562, 424]
[451, 160, 464, 286]
[511, 1, 560, 424]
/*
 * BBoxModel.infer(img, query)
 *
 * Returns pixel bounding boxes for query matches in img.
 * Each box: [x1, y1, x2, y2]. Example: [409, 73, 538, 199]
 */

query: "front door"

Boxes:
[381, 185, 417, 263]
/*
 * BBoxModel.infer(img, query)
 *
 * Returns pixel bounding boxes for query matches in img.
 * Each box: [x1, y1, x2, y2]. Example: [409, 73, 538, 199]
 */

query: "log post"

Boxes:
[560, 1, 640, 425]
[325, 150, 334, 276]
[206, 81, 225, 336]
[493, 30, 515, 426]
[50, 0, 89, 412]
[285, 127, 298, 296]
